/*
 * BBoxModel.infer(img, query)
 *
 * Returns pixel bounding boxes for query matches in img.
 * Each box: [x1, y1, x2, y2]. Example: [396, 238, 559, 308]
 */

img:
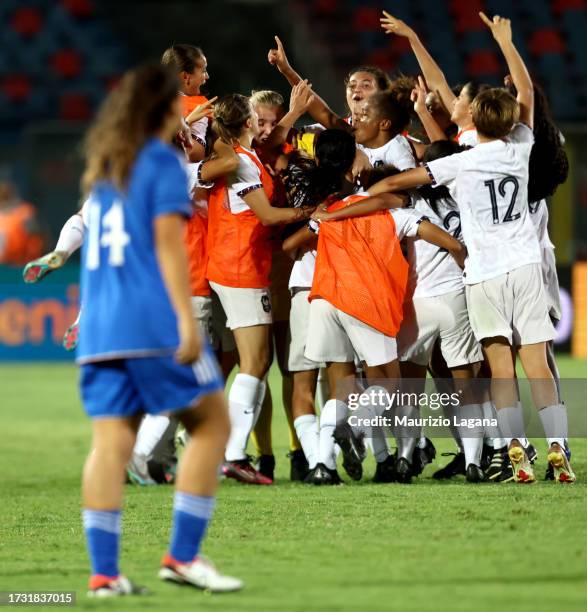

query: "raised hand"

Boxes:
[185, 96, 218, 125]
[479, 12, 512, 46]
[380, 10, 416, 40]
[289, 79, 315, 116]
[411, 76, 428, 116]
[268, 35, 292, 73]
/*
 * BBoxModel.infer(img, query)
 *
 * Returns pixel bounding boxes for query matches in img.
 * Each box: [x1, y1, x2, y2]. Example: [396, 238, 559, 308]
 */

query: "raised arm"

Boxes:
[268, 35, 350, 130]
[480, 12, 533, 128]
[312, 192, 407, 222]
[244, 189, 314, 226]
[412, 76, 447, 142]
[381, 11, 456, 115]
[367, 166, 431, 197]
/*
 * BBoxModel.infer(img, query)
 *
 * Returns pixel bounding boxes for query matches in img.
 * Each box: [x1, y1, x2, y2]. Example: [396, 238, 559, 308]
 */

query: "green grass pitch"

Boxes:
[1, 357, 586, 611]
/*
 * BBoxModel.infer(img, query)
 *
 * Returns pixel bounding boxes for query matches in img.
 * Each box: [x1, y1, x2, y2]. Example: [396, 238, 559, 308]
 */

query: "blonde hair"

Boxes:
[250, 90, 284, 109]
[81, 64, 179, 195]
[213, 94, 252, 144]
[471, 88, 520, 139]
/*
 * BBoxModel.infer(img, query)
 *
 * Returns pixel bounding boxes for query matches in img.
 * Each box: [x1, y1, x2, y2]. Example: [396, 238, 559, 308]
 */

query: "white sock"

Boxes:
[393, 405, 418, 461]
[319, 399, 345, 470]
[538, 404, 567, 449]
[225, 373, 262, 461]
[496, 405, 527, 447]
[294, 414, 319, 469]
[443, 401, 463, 452]
[315, 367, 330, 410]
[480, 400, 500, 438]
[252, 379, 267, 429]
[55, 214, 85, 256]
[417, 437, 428, 450]
[133, 415, 170, 457]
[492, 437, 506, 450]
[458, 404, 484, 467]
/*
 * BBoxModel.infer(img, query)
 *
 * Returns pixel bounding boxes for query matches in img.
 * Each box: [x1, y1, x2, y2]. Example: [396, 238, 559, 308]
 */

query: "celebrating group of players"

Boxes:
[21, 9, 575, 596]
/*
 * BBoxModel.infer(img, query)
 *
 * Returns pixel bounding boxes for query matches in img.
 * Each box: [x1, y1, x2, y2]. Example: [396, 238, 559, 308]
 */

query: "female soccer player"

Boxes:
[204, 93, 315, 484]
[77, 63, 242, 596]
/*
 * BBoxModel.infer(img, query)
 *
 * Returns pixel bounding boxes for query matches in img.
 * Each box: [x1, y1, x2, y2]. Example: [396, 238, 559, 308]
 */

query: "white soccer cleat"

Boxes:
[88, 575, 149, 598]
[159, 554, 243, 592]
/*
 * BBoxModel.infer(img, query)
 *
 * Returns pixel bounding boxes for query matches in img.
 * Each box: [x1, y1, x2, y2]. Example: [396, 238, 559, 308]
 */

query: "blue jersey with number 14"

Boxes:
[77, 138, 192, 364]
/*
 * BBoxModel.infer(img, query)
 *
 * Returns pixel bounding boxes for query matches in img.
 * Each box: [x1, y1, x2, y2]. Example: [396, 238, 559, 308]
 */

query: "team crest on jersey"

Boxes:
[261, 294, 272, 313]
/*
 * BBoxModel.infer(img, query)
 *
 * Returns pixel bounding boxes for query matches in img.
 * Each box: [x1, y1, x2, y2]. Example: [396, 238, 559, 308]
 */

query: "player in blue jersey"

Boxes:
[77, 63, 243, 597]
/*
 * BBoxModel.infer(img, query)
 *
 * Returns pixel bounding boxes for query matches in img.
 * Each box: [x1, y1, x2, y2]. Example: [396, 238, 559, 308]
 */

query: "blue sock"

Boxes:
[169, 493, 215, 563]
[82, 509, 121, 578]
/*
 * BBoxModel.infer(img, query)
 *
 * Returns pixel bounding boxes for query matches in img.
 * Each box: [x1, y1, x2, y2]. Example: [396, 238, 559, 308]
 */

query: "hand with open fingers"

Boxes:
[185, 96, 218, 125]
[479, 12, 512, 45]
[289, 79, 315, 116]
[268, 35, 292, 73]
[411, 76, 428, 115]
[311, 208, 330, 222]
[380, 10, 416, 39]
[176, 317, 202, 364]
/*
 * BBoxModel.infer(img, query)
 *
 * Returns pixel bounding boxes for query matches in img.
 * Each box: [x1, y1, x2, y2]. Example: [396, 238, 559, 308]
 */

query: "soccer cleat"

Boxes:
[256, 454, 275, 481]
[485, 447, 514, 482]
[412, 438, 436, 476]
[508, 446, 536, 483]
[88, 575, 149, 598]
[146, 458, 177, 484]
[525, 443, 538, 464]
[432, 452, 465, 480]
[465, 463, 488, 483]
[373, 454, 397, 483]
[126, 454, 157, 486]
[545, 442, 571, 481]
[332, 422, 366, 481]
[394, 457, 413, 484]
[311, 462, 343, 485]
[480, 443, 494, 472]
[288, 449, 309, 482]
[23, 251, 68, 284]
[222, 459, 273, 485]
[547, 449, 576, 484]
[159, 554, 243, 592]
[62, 318, 80, 351]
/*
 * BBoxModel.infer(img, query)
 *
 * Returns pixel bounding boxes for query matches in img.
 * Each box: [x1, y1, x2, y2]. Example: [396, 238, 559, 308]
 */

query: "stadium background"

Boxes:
[1, 0, 587, 360]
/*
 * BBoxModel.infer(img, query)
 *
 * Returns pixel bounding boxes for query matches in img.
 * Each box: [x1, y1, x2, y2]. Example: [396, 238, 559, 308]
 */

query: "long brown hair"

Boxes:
[213, 94, 253, 144]
[161, 44, 204, 74]
[81, 63, 179, 195]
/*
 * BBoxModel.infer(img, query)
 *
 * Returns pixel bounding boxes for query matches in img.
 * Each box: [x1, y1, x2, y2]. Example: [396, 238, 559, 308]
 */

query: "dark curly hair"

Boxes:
[345, 66, 391, 92]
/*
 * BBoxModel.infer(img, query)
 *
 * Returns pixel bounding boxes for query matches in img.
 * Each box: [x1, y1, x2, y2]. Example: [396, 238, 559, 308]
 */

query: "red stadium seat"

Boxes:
[1, 74, 32, 103]
[363, 48, 395, 71]
[552, 0, 586, 13]
[59, 92, 91, 120]
[61, 0, 95, 19]
[10, 7, 43, 37]
[51, 50, 83, 78]
[313, 0, 340, 16]
[529, 29, 567, 55]
[353, 7, 380, 32]
[466, 50, 502, 77]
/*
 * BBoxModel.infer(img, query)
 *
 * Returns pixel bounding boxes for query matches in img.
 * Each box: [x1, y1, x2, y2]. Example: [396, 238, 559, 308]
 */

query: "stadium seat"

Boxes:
[1, 74, 32, 103]
[50, 49, 83, 79]
[466, 50, 502, 78]
[352, 7, 380, 31]
[59, 91, 91, 121]
[552, 0, 587, 13]
[9, 6, 44, 38]
[529, 29, 567, 55]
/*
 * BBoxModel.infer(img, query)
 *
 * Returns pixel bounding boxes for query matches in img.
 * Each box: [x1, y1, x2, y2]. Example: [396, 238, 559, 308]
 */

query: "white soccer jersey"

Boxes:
[289, 249, 317, 290]
[225, 147, 264, 214]
[358, 134, 416, 171]
[425, 123, 541, 285]
[529, 199, 555, 248]
[456, 128, 478, 148]
[405, 192, 464, 298]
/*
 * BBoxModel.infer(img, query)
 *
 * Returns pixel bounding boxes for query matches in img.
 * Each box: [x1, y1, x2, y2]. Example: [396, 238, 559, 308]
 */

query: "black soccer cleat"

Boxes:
[311, 463, 343, 486]
[412, 438, 437, 476]
[432, 452, 466, 480]
[545, 441, 571, 481]
[373, 454, 397, 483]
[485, 447, 514, 482]
[466, 463, 488, 483]
[256, 454, 276, 481]
[395, 457, 413, 484]
[480, 443, 494, 472]
[333, 422, 366, 481]
[525, 443, 538, 464]
[288, 450, 309, 482]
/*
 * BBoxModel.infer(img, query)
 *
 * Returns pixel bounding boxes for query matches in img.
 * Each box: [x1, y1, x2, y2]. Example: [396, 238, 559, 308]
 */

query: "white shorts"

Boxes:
[209, 281, 272, 330]
[191, 296, 216, 347]
[398, 289, 483, 368]
[287, 290, 321, 371]
[305, 298, 397, 367]
[465, 263, 555, 346]
[541, 246, 562, 321]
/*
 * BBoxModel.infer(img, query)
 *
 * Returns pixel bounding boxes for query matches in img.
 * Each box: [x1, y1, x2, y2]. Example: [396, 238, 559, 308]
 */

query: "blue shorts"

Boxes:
[80, 348, 224, 419]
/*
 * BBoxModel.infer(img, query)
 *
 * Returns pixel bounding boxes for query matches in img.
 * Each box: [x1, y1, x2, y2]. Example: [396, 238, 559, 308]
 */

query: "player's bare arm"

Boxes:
[155, 213, 202, 364]
[311, 192, 407, 222]
[412, 76, 446, 143]
[367, 166, 431, 197]
[480, 12, 534, 128]
[243, 188, 315, 226]
[381, 10, 456, 114]
[416, 219, 467, 269]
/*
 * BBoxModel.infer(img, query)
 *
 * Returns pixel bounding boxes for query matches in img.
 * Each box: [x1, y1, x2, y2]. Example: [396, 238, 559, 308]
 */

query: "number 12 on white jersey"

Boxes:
[86, 199, 131, 270]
